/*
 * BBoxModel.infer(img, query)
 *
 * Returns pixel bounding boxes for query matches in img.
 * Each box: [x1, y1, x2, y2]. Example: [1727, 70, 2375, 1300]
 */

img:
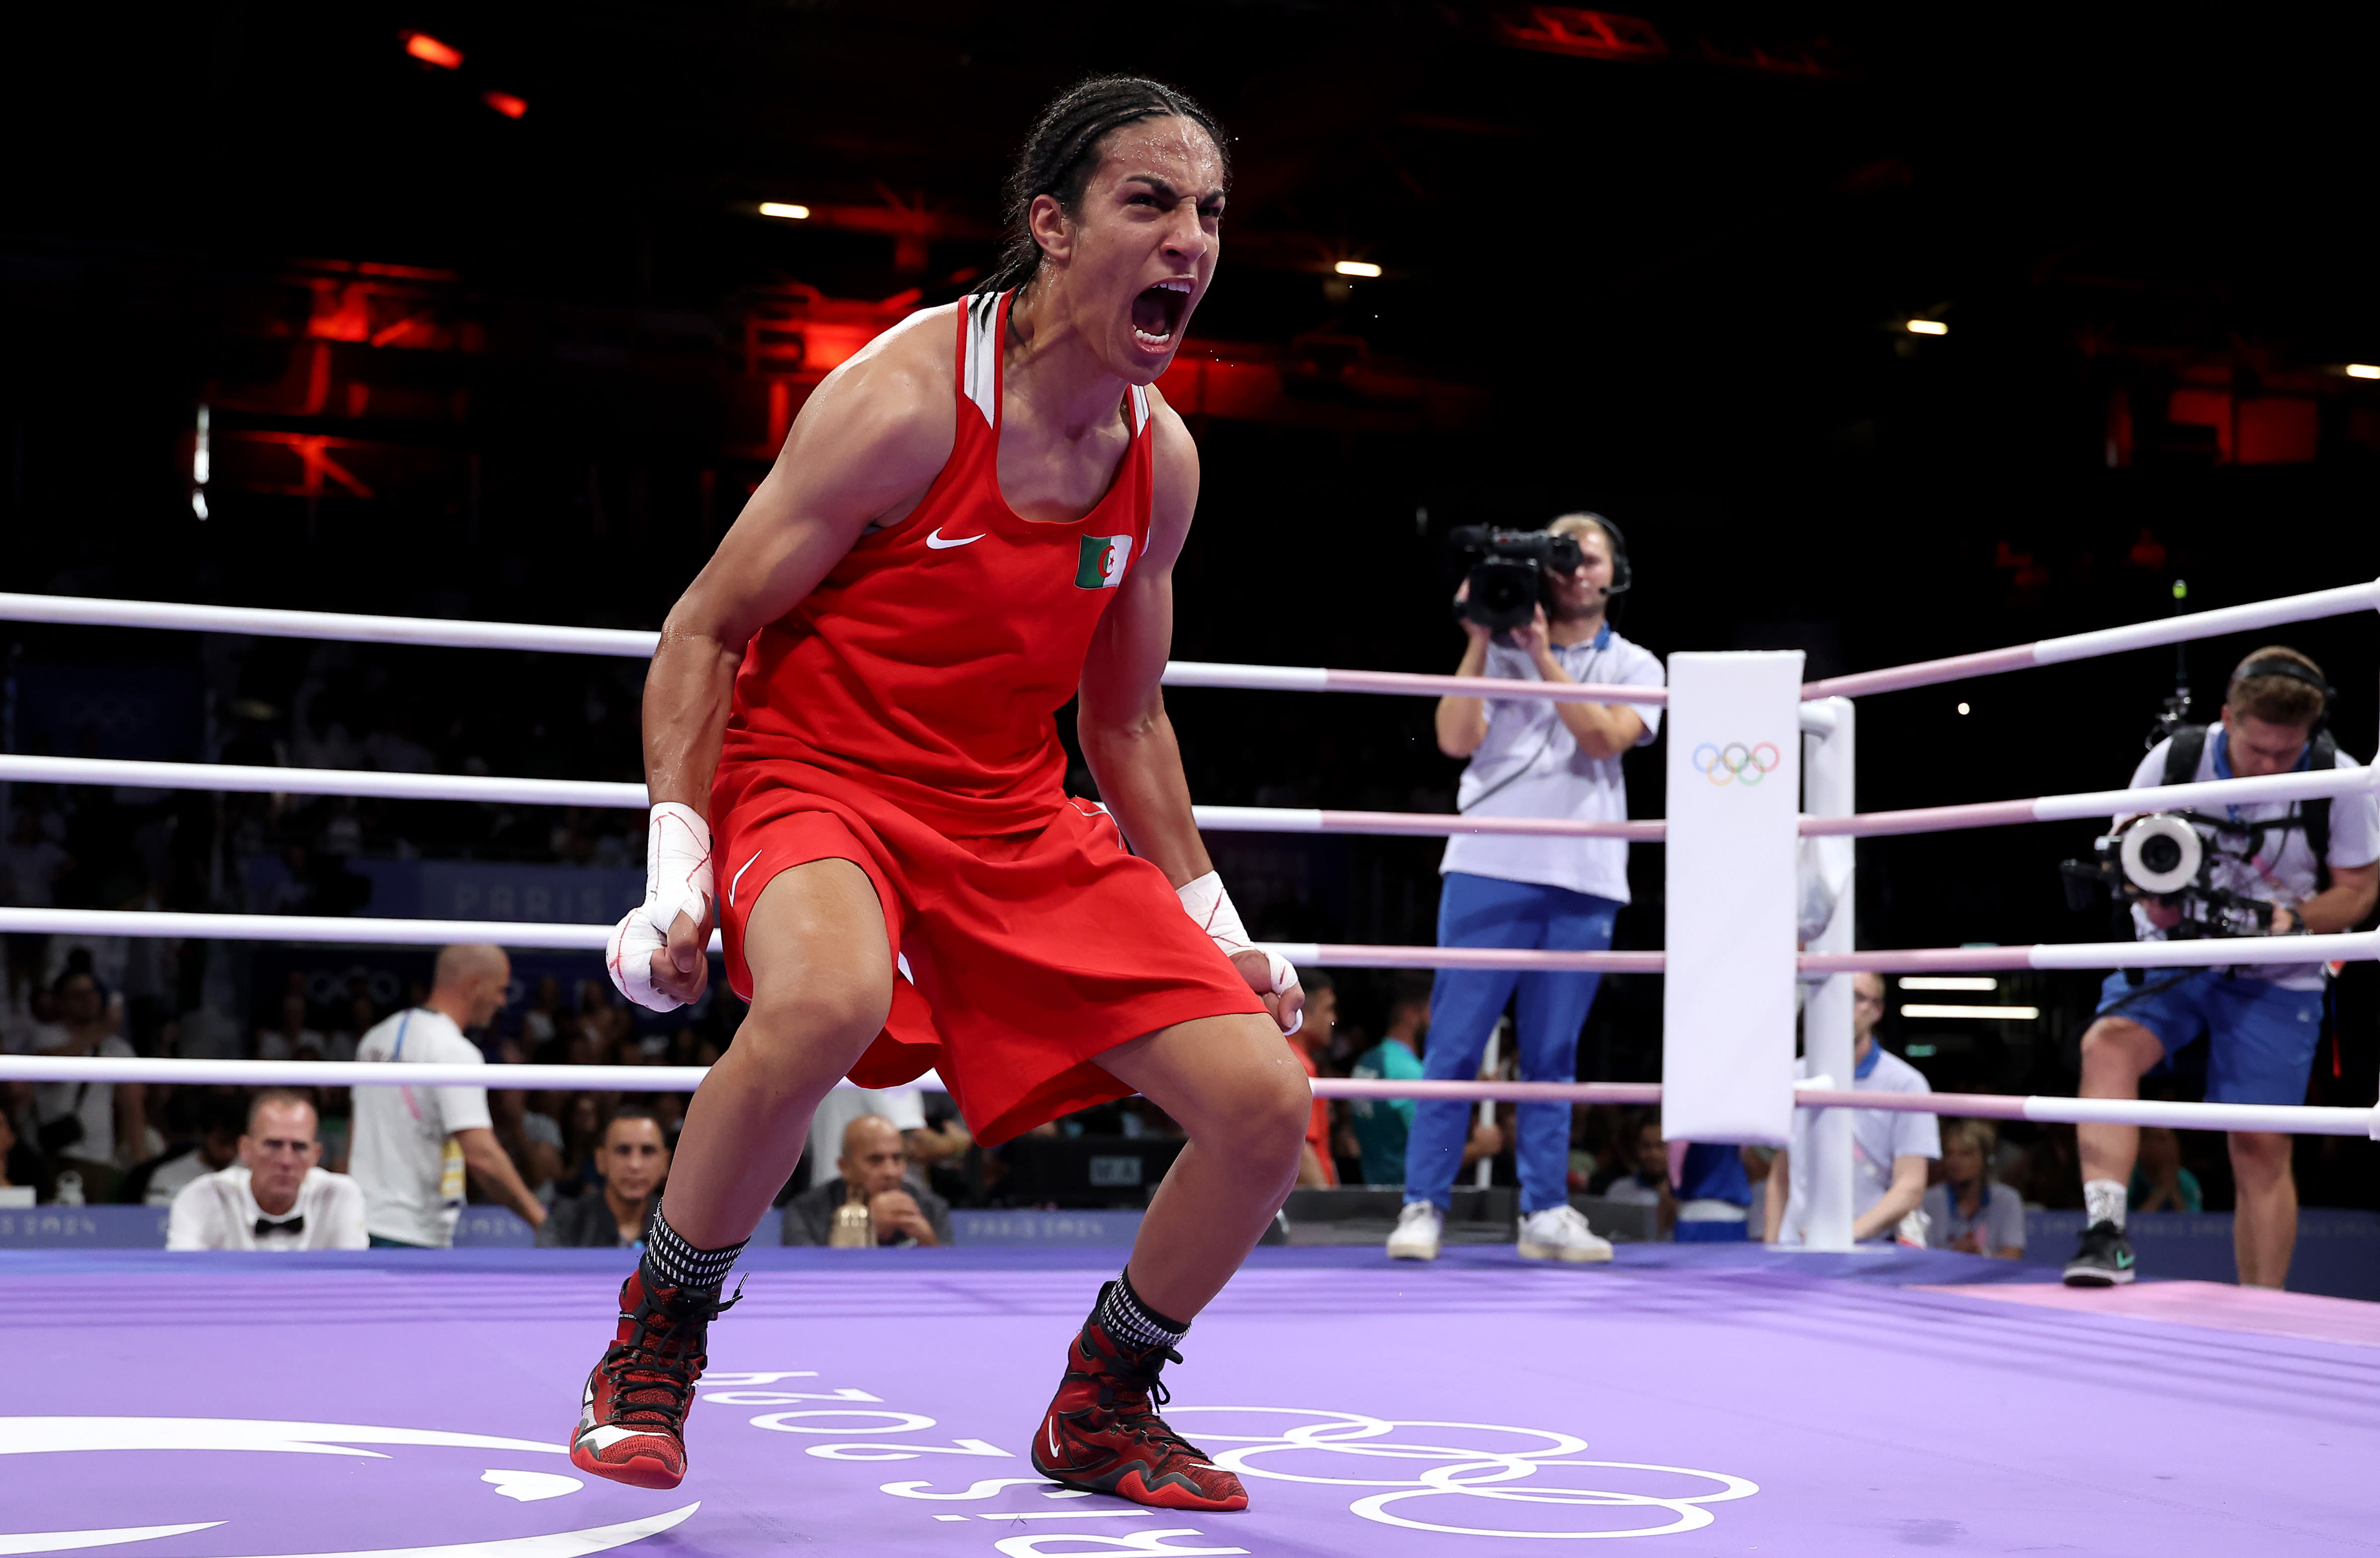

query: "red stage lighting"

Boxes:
[402, 31, 464, 69]
[483, 91, 528, 120]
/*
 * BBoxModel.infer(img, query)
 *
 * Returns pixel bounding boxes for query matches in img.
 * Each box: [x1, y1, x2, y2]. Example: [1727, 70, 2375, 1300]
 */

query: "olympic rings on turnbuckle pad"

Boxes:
[1167, 1406, 1759, 1540]
[1690, 741, 1780, 787]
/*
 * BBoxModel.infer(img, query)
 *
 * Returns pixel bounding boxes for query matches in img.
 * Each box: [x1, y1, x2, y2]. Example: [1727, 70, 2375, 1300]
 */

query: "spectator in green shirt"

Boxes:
[2129, 1125, 2203, 1214]
[1350, 986, 1429, 1186]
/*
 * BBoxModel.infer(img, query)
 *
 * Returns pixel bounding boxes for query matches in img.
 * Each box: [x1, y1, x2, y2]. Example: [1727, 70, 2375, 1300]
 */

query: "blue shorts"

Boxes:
[2094, 969, 2324, 1106]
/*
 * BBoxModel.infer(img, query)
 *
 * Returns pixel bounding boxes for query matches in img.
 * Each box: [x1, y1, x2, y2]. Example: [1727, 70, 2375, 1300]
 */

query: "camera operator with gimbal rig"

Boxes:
[2064, 647, 2378, 1290]
[1385, 512, 1664, 1265]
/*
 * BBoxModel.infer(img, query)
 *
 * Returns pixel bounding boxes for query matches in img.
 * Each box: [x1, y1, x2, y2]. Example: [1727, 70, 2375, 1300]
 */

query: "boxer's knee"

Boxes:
[739, 858, 894, 1065]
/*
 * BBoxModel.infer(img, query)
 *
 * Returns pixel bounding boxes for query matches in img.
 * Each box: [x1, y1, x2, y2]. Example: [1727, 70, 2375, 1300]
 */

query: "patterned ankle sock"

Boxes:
[1097, 1270, 1190, 1353]
[2083, 1179, 2128, 1232]
[641, 1206, 746, 1298]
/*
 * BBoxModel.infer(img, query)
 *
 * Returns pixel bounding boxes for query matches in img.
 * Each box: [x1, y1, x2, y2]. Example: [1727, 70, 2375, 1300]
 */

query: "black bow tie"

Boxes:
[255, 1216, 304, 1238]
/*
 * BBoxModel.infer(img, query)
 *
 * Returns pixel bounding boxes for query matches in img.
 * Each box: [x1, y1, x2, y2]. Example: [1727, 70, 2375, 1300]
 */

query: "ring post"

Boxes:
[1801, 697, 1856, 1252]
[1662, 653, 1804, 1155]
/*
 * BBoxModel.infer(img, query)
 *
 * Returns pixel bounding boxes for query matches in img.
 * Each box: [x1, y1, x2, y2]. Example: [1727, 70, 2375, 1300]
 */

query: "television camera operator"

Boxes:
[2064, 647, 2379, 1290]
[1387, 512, 1665, 1264]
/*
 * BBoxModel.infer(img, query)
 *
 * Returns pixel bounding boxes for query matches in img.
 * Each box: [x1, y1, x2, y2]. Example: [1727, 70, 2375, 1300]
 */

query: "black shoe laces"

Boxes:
[1099, 1342, 1208, 1461]
[601, 1279, 743, 1431]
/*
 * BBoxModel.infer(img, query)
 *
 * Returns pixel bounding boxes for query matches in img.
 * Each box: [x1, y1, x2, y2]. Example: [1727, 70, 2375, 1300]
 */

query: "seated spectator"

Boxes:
[0, 1106, 40, 1204]
[521, 977, 564, 1054]
[538, 1107, 669, 1248]
[1769, 973, 1941, 1245]
[256, 991, 328, 1062]
[1290, 971, 1338, 1188]
[1923, 1119, 2026, 1258]
[166, 1089, 367, 1250]
[488, 1065, 562, 1208]
[143, 1096, 244, 1205]
[1597, 1118, 1677, 1234]
[328, 991, 380, 1064]
[555, 1091, 608, 1200]
[1349, 985, 1428, 1186]
[172, 1000, 248, 1063]
[807, 1081, 932, 1193]
[6, 963, 143, 1204]
[2130, 1126, 2204, 1214]
[1668, 1139, 1757, 1242]
[785, 1115, 953, 1248]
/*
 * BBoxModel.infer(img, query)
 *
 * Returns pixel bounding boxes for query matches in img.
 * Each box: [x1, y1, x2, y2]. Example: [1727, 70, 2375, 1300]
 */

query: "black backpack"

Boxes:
[2162, 724, 2334, 893]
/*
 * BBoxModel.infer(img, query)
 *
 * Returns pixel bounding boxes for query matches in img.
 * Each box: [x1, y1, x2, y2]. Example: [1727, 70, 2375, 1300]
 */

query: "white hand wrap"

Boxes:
[606, 802, 715, 1013]
[1177, 870, 1302, 1035]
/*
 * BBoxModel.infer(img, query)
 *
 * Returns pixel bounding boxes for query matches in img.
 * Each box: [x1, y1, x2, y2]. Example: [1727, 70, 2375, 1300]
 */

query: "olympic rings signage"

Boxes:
[1690, 741, 1780, 787]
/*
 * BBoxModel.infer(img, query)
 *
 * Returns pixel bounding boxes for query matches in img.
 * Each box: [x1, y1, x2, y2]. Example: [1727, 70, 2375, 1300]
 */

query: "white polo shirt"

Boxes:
[166, 1164, 368, 1251]
[1775, 1046, 1942, 1245]
[349, 1008, 493, 1248]
[1440, 627, 1664, 903]
[2128, 732, 2380, 991]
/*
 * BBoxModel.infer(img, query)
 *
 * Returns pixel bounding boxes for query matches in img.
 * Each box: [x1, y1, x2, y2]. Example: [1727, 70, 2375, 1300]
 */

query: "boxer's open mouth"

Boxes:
[1132, 279, 1191, 349]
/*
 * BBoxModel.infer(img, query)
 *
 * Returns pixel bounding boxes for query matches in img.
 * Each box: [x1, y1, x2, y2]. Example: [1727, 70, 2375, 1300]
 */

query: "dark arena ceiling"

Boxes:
[3, 1, 2378, 976]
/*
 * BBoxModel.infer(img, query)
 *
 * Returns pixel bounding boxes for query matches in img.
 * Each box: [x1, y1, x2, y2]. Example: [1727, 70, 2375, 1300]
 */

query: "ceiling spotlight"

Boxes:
[1333, 260, 1383, 278]
[1905, 319, 1948, 336]
[2349, 363, 2380, 380]
[759, 202, 812, 221]
[482, 91, 527, 120]
[1956, 701, 1970, 715]
[402, 31, 464, 69]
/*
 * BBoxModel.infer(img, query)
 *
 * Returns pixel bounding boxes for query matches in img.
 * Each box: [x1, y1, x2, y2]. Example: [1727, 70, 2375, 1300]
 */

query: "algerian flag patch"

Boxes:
[1075, 534, 1133, 589]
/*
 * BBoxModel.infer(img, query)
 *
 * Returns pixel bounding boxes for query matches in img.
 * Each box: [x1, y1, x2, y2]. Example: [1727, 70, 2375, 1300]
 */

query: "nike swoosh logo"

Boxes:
[727, 849, 764, 907]
[925, 528, 985, 549]
[1047, 1419, 1061, 1459]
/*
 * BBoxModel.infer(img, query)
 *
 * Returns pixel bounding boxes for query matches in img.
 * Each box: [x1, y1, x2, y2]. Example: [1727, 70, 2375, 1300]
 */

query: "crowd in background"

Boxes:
[3, 916, 2107, 1262]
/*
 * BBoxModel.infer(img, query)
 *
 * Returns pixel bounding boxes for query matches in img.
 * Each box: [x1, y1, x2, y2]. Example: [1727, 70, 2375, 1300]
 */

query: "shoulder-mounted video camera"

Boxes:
[1449, 519, 1630, 632]
[2060, 812, 2280, 940]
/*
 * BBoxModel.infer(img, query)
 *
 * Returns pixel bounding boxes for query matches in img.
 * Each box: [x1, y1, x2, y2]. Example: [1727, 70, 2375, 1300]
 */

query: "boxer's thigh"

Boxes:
[738, 857, 896, 1058]
[1097, 1011, 1311, 1157]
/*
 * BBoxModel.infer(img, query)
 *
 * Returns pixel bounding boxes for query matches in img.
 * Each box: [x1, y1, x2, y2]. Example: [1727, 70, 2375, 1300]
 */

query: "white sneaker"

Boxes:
[1386, 1201, 1443, 1261]
[1518, 1204, 1614, 1263]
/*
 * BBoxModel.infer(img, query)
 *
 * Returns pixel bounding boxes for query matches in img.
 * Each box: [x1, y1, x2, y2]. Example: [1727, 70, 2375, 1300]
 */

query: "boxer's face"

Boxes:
[1033, 116, 1224, 384]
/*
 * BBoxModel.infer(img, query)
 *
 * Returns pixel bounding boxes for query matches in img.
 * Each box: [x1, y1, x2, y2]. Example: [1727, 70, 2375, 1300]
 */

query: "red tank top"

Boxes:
[719, 290, 1156, 836]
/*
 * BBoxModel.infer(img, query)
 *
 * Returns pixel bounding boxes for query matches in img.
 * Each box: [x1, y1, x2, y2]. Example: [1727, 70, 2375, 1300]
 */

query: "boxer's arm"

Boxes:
[1080, 397, 1302, 1032]
[629, 310, 956, 1003]
[645, 318, 956, 815]
[1077, 399, 1207, 889]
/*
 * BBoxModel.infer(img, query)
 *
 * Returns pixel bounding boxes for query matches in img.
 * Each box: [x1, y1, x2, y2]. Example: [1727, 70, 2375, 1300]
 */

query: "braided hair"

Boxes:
[974, 75, 1230, 298]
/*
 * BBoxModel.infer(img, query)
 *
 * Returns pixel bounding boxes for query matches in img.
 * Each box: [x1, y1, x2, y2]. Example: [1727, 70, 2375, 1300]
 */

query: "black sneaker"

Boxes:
[2062, 1220, 2138, 1287]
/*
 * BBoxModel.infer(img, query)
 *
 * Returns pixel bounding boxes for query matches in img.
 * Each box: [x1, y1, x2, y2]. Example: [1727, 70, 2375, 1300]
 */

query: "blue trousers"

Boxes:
[1404, 872, 1619, 1215]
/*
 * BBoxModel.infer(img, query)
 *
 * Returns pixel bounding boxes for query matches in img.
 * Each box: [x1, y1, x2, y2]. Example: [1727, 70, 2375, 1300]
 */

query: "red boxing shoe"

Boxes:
[1030, 1313, 1248, 1512]
[568, 1269, 738, 1490]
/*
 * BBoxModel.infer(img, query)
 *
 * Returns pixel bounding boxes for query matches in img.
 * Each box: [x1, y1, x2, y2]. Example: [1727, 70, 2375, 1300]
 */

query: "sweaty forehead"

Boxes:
[1096, 118, 1225, 192]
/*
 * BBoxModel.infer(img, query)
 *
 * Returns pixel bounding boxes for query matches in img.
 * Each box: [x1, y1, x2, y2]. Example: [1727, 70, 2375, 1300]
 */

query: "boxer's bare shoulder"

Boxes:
[764, 301, 963, 535]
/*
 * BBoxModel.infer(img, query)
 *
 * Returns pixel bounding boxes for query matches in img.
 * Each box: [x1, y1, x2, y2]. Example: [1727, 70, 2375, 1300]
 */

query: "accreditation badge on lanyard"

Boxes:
[394, 1012, 470, 1208]
[439, 1137, 467, 1208]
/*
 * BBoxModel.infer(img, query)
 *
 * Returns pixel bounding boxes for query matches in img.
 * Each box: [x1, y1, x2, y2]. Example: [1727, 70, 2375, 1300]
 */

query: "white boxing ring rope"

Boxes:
[0, 1053, 2370, 1139]
[2, 584, 2378, 1163]
[0, 753, 1661, 843]
[0, 592, 1665, 709]
[2, 751, 2370, 842]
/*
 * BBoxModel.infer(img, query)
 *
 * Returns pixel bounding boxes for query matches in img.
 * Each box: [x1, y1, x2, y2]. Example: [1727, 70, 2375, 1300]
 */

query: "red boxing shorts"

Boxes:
[711, 766, 1267, 1146]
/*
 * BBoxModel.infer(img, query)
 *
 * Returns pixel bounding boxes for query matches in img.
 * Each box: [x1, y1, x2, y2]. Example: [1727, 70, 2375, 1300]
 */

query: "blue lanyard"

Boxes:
[1854, 1041, 1882, 1080]
[391, 1011, 412, 1060]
